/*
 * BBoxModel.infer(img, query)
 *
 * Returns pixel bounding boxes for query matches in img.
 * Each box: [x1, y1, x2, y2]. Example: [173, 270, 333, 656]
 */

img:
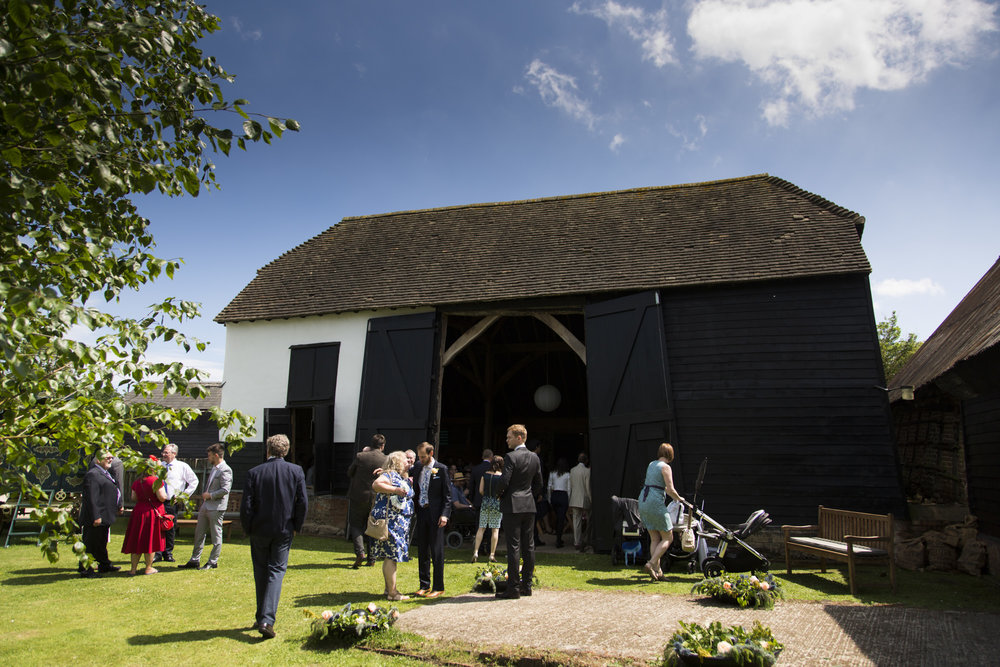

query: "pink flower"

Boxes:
[722, 582, 732, 591]
[760, 582, 770, 591]
[366, 602, 379, 614]
[321, 610, 333, 621]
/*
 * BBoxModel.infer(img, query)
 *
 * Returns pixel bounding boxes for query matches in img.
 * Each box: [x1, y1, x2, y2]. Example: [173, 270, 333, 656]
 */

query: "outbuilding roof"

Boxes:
[890, 256, 1000, 392]
[216, 174, 870, 323]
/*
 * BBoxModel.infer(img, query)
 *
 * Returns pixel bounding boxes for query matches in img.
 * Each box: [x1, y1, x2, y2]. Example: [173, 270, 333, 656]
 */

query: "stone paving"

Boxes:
[397, 588, 1000, 666]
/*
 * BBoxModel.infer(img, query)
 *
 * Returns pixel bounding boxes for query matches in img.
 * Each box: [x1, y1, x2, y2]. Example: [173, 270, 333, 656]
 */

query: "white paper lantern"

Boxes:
[533, 384, 562, 412]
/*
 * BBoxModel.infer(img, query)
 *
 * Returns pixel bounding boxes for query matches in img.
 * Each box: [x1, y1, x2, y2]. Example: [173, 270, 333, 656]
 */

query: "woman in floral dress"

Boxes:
[371, 450, 414, 601]
[471, 455, 504, 563]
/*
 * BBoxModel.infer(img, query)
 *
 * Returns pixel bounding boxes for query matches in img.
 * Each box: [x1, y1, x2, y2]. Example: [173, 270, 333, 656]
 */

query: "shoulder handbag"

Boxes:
[365, 493, 389, 541]
[680, 506, 696, 553]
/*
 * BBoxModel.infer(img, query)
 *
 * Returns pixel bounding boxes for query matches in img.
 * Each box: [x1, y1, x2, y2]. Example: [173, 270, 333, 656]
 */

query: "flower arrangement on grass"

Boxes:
[691, 572, 784, 610]
[303, 602, 399, 643]
[472, 563, 539, 593]
[663, 620, 783, 666]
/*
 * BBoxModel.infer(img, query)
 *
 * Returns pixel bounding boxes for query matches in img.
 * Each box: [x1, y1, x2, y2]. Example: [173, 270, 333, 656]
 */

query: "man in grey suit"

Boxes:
[240, 434, 308, 639]
[180, 442, 233, 570]
[494, 424, 543, 599]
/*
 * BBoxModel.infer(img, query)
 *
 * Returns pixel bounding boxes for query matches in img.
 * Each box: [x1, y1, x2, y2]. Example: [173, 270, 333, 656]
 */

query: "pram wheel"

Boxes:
[445, 530, 463, 549]
[702, 558, 724, 578]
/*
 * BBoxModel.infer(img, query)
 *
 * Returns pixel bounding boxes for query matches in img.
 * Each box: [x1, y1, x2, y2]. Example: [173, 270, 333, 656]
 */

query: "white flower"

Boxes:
[356, 613, 366, 623]
[483, 571, 492, 579]
[716, 641, 733, 654]
[749, 575, 759, 584]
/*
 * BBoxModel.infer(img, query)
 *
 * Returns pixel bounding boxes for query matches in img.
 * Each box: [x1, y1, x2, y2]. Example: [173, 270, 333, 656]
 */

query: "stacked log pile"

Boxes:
[896, 516, 999, 575]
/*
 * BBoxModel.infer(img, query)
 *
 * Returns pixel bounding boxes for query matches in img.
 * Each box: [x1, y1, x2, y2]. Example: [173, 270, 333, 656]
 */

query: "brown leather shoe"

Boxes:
[352, 555, 364, 569]
[425, 590, 443, 599]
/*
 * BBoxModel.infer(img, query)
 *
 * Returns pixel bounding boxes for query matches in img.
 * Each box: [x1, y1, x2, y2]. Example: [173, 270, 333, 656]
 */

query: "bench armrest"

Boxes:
[782, 524, 818, 536]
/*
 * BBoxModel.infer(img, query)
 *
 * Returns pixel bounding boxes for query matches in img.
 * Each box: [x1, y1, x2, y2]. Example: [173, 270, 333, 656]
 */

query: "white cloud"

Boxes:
[667, 113, 709, 151]
[874, 277, 946, 297]
[688, 0, 998, 125]
[524, 59, 598, 130]
[571, 1, 677, 67]
[609, 133, 626, 151]
[231, 17, 263, 41]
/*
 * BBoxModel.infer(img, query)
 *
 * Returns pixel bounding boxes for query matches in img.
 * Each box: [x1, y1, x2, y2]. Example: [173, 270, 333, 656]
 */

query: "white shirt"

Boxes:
[164, 459, 199, 499]
[548, 471, 571, 497]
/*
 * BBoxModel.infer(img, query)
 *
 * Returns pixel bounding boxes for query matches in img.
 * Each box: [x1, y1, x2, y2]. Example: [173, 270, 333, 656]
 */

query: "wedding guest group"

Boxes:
[494, 424, 543, 600]
[240, 433, 308, 639]
[78, 450, 123, 578]
[410, 441, 452, 598]
[179, 442, 233, 570]
[347, 434, 389, 568]
[154, 443, 198, 563]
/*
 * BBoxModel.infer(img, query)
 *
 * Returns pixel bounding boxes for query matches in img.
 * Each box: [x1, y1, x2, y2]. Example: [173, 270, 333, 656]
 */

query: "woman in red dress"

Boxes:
[122, 474, 168, 575]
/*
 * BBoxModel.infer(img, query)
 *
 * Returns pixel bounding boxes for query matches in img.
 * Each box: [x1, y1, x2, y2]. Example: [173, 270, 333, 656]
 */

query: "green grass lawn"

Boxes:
[1, 529, 998, 665]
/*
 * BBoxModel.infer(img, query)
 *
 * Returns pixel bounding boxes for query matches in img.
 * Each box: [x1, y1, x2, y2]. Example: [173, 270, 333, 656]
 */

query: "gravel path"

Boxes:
[396, 588, 999, 665]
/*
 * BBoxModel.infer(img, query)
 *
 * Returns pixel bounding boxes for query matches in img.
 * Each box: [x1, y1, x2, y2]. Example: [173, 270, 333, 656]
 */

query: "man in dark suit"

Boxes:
[78, 450, 122, 578]
[346, 433, 389, 568]
[410, 441, 451, 598]
[495, 424, 543, 599]
[240, 434, 308, 639]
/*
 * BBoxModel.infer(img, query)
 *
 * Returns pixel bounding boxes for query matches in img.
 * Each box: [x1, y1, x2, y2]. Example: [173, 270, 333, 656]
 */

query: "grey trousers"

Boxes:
[190, 507, 225, 565]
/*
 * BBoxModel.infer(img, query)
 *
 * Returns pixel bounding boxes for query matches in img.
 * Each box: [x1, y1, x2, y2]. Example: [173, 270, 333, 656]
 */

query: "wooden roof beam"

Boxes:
[443, 315, 499, 366]
[533, 313, 586, 365]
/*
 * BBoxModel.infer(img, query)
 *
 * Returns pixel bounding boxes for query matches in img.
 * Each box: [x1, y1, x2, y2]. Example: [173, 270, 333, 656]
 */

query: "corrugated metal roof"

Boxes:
[891, 256, 1000, 391]
[216, 174, 870, 323]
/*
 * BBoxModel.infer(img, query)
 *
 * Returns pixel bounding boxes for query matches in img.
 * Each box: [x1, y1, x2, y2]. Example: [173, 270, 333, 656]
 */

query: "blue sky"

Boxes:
[122, 0, 1000, 379]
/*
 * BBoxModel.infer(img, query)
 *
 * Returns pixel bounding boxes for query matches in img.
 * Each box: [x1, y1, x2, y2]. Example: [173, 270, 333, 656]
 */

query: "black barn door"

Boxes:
[585, 291, 676, 550]
[355, 311, 440, 454]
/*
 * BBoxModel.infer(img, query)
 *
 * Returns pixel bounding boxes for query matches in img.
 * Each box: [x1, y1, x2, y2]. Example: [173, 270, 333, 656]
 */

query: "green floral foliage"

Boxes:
[663, 620, 783, 667]
[303, 603, 400, 644]
[472, 563, 540, 593]
[0, 0, 297, 564]
[691, 572, 785, 610]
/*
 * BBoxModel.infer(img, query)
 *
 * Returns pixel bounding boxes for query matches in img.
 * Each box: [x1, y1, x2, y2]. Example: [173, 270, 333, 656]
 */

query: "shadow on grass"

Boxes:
[128, 627, 261, 645]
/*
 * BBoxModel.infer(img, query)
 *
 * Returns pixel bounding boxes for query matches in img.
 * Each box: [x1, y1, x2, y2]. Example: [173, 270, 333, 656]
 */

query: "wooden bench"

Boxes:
[783, 506, 896, 595]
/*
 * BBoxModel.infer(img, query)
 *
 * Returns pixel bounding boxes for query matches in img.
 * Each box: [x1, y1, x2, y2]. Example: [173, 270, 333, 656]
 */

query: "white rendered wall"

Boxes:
[220, 307, 433, 442]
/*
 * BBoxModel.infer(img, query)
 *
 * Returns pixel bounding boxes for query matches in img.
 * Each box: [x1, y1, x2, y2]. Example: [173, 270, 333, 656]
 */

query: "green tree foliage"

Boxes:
[0, 0, 298, 563]
[877, 311, 921, 382]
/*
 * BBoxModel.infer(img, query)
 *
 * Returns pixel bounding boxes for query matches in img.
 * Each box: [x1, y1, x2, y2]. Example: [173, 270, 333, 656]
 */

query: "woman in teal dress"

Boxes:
[638, 442, 685, 581]
[370, 451, 414, 600]
[471, 455, 504, 563]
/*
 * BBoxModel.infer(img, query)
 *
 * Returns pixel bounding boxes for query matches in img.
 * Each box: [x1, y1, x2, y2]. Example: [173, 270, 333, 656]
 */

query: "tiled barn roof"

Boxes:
[124, 382, 224, 410]
[216, 174, 870, 323]
[891, 256, 1000, 391]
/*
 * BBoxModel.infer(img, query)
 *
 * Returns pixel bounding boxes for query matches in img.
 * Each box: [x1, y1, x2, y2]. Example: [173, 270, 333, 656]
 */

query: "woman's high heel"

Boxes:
[471, 555, 478, 563]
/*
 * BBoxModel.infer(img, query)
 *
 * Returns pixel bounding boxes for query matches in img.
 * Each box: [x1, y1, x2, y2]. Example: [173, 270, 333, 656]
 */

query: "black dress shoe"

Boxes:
[162, 554, 175, 562]
[519, 585, 533, 597]
[495, 587, 520, 599]
[199, 562, 217, 570]
[98, 564, 121, 573]
[178, 560, 200, 569]
[259, 623, 276, 639]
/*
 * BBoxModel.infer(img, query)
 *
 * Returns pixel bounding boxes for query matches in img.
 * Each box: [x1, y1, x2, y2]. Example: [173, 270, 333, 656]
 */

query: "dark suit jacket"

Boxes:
[410, 459, 452, 521]
[469, 459, 491, 508]
[79, 465, 119, 527]
[346, 448, 388, 524]
[498, 446, 543, 515]
[240, 457, 308, 538]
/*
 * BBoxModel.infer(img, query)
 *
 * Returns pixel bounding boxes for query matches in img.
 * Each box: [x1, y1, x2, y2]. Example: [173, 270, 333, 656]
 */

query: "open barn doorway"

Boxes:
[437, 313, 589, 476]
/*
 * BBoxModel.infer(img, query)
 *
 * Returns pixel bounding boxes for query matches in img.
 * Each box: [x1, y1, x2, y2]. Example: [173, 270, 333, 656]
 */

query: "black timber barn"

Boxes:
[217, 174, 905, 548]
[890, 256, 1000, 540]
